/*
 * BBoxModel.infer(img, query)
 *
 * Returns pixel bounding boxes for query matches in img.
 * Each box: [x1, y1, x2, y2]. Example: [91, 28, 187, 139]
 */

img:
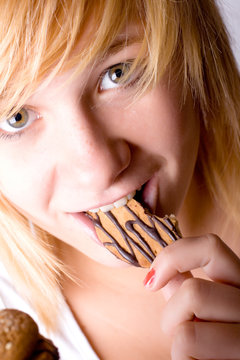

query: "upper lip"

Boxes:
[68, 179, 149, 214]
[83, 188, 139, 212]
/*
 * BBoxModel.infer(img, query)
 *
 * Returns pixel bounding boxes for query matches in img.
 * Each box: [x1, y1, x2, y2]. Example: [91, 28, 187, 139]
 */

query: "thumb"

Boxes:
[143, 266, 192, 300]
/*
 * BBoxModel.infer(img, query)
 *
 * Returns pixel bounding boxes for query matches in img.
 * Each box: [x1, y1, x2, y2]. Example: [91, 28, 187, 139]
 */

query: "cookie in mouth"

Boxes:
[86, 198, 181, 268]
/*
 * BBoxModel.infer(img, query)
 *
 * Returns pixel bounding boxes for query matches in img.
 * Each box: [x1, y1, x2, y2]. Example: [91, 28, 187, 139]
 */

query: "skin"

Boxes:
[0, 41, 199, 267]
[0, 28, 240, 359]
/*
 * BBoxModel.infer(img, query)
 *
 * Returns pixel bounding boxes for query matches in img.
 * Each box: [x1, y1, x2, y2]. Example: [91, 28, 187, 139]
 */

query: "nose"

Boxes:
[51, 102, 131, 199]
[71, 126, 131, 190]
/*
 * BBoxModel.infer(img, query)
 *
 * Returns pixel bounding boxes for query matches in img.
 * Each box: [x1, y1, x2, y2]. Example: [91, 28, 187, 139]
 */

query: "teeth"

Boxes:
[99, 204, 114, 212]
[88, 207, 100, 213]
[88, 190, 136, 213]
[114, 197, 128, 208]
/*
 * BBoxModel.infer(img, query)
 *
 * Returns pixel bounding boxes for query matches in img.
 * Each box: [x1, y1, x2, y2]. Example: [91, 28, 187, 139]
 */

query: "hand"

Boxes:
[144, 234, 240, 360]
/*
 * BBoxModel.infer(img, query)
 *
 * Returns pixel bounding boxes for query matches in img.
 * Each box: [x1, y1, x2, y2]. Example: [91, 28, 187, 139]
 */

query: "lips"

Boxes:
[88, 190, 136, 213]
[69, 174, 159, 246]
[87, 175, 159, 214]
[69, 211, 103, 246]
[141, 174, 159, 213]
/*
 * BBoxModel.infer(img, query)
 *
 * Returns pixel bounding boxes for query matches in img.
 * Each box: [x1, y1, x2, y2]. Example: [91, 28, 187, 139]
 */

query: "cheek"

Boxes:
[122, 85, 199, 213]
[124, 85, 199, 159]
[0, 149, 48, 213]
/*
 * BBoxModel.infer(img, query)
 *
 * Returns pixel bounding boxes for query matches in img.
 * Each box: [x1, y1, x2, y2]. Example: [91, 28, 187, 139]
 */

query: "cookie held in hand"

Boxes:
[87, 198, 181, 267]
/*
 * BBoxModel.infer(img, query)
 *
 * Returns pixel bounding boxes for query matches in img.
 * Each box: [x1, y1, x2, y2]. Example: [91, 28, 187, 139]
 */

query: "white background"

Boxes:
[219, 0, 240, 68]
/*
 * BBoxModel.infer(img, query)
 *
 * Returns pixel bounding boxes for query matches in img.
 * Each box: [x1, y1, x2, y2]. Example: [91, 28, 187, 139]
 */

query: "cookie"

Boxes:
[0, 309, 59, 360]
[0, 309, 38, 360]
[87, 198, 181, 267]
[31, 335, 60, 360]
[31, 353, 57, 360]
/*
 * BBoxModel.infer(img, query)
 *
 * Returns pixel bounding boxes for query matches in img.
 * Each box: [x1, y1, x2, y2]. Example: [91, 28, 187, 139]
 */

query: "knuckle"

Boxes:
[206, 233, 221, 253]
[160, 243, 175, 266]
[181, 278, 205, 313]
[172, 322, 196, 358]
[182, 277, 201, 295]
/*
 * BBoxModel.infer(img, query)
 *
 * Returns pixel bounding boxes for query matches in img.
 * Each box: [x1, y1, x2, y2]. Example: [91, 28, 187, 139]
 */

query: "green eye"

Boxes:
[7, 109, 29, 129]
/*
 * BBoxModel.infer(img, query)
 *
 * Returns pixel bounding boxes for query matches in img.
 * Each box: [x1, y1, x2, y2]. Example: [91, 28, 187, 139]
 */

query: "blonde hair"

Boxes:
[0, 0, 240, 330]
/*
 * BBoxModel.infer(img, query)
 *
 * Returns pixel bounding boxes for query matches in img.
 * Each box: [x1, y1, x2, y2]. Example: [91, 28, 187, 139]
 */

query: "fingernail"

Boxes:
[143, 268, 156, 288]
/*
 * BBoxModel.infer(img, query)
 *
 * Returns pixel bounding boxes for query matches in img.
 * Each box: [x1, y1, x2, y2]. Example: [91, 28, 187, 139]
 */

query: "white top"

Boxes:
[0, 262, 99, 360]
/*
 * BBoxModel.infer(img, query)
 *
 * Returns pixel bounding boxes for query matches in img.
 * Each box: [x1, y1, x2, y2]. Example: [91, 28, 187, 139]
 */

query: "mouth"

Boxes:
[68, 175, 159, 248]
[87, 174, 158, 214]
[87, 190, 136, 213]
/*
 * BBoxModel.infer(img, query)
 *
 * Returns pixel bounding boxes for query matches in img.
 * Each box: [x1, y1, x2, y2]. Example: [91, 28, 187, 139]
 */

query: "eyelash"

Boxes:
[0, 61, 139, 142]
[0, 132, 24, 141]
[98, 60, 137, 91]
[0, 107, 39, 142]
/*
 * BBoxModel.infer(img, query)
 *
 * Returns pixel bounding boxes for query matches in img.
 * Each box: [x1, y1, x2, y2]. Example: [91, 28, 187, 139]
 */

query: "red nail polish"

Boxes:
[194, 316, 205, 322]
[143, 268, 156, 288]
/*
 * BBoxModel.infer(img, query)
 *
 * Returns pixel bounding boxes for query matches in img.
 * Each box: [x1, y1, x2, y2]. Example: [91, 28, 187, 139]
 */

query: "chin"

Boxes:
[88, 250, 132, 268]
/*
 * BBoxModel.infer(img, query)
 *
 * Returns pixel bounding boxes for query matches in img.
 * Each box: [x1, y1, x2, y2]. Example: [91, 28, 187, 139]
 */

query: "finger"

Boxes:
[150, 234, 240, 291]
[161, 278, 240, 335]
[171, 321, 240, 360]
[161, 272, 192, 301]
[143, 265, 192, 300]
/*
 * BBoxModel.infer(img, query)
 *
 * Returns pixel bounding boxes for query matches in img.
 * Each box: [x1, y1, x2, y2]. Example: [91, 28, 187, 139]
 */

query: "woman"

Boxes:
[0, 1, 240, 358]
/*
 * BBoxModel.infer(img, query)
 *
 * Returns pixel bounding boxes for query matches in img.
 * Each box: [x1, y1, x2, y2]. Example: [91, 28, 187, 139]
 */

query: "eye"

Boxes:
[0, 108, 39, 133]
[99, 62, 132, 91]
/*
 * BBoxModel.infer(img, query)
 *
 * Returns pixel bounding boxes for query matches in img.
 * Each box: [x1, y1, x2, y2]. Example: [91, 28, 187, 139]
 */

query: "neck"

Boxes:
[59, 242, 171, 360]
[178, 170, 240, 256]
[60, 243, 148, 294]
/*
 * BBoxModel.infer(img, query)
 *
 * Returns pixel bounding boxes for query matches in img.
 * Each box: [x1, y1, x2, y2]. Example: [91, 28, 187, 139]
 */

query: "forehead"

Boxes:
[22, 26, 143, 101]
[0, 1, 145, 120]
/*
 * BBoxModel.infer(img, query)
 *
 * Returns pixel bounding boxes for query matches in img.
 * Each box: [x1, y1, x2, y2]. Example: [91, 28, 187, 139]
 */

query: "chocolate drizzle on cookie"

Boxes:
[87, 202, 181, 267]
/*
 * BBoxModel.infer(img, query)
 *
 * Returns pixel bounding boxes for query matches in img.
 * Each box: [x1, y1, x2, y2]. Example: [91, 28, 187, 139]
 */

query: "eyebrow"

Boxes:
[100, 35, 142, 59]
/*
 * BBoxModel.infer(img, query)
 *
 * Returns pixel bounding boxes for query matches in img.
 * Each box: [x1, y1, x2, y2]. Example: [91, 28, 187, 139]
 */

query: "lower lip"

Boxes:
[69, 176, 159, 245]
[69, 212, 104, 246]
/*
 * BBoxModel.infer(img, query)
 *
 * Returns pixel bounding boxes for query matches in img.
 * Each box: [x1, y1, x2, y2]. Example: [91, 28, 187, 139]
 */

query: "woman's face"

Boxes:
[0, 33, 200, 266]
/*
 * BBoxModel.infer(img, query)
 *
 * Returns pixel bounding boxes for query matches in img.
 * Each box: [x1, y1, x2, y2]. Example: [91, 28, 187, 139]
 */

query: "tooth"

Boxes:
[127, 191, 136, 200]
[89, 190, 137, 213]
[114, 197, 128, 208]
[88, 207, 100, 213]
[99, 204, 114, 212]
